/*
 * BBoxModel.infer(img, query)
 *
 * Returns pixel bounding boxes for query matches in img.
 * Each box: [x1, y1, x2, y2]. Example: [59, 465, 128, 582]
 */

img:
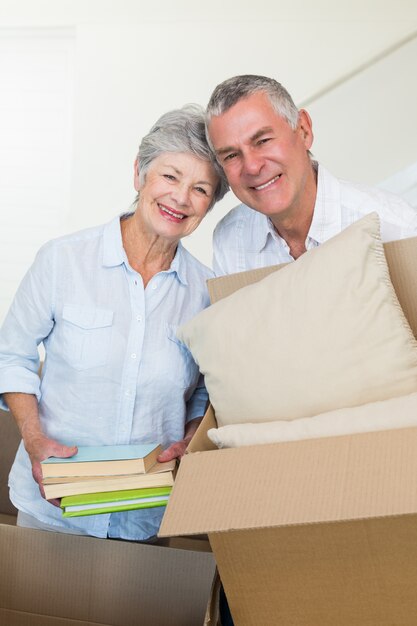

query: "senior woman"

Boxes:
[0, 104, 228, 540]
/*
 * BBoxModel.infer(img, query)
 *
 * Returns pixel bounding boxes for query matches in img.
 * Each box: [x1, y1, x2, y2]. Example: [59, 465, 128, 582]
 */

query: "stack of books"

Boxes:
[40, 443, 176, 517]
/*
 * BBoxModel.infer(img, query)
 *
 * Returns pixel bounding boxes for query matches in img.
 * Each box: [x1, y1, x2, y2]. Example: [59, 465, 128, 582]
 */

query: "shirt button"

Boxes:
[136, 315, 142, 322]
[152, 284, 157, 290]
[131, 353, 137, 359]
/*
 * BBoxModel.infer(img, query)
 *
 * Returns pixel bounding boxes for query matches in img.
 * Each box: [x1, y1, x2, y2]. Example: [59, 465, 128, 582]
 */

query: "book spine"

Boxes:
[62, 500, 168, 518]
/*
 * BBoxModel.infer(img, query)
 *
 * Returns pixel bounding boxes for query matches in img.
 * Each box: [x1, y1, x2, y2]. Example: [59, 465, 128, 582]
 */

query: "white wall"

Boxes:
[1, 1, 417, 272]
[308, 34, 417, 184]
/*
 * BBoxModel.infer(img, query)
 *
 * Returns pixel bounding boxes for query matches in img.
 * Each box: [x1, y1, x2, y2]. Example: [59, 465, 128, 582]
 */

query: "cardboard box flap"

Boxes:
[0, 524, 215, 625]
[207, 236, 417, 339]
[384, 235, 417, 337]
[186, 405, 217, 453]
[207, 264, 283, 303]
[0, 608, 110, 625]
[160, 425, 417, 537]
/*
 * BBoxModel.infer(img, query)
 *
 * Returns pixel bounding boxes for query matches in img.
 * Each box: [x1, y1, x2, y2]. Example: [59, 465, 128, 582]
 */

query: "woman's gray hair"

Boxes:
[206, 74, 299, 130]
[137, 104, 228, 209]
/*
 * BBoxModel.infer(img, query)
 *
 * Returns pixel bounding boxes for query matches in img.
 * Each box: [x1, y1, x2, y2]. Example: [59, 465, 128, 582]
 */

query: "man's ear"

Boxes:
[133, 157, 141, 191]
[297, 109, 314, 150]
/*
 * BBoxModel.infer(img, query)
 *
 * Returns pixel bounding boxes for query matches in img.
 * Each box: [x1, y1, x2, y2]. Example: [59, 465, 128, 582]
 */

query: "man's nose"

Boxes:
[242, 150, 263, 176]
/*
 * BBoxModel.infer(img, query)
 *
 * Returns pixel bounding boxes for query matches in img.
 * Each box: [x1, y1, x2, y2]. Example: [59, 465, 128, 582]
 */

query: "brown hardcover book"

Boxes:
[42, 460, 176, 484]
[40, 443, 163, 479]
[44, 462, 176, 500]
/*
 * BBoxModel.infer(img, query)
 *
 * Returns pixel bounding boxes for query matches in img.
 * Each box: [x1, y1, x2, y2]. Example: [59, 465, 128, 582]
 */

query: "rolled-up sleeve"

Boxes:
[0, 242, 55, 409]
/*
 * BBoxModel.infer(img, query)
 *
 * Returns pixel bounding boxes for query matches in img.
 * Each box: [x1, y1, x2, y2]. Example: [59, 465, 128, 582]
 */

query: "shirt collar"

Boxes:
[249, 162, 343, 253]
[168, 241, 188, 286]
[102, 215, 125, 267]
[250, 211, 275, 253]
[308, 163, 342, 244]
[102, 213, 188, 285]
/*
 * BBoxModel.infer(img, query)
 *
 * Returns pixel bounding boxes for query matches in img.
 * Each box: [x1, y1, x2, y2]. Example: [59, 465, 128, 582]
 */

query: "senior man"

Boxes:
[206, 74, 417, 275]
[206, 73, 417, 626]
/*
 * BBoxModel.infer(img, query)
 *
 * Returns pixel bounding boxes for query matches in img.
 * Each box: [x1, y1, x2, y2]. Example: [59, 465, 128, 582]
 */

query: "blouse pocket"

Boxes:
[61, 304, 114, 370]
[166, 323, 199, 390]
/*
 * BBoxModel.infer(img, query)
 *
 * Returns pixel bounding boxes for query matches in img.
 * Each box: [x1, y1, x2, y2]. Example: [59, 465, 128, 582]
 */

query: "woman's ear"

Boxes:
[133, 158, 141, 191]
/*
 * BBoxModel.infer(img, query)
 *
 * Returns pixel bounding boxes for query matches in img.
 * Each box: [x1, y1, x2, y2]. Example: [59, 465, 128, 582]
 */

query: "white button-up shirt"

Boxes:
[0, 215, 213, 539]
[213, 164, 417, 275]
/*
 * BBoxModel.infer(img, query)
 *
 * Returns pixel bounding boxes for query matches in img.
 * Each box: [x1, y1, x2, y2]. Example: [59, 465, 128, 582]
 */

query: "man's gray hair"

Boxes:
[206, 74, 299, 130]
[137, 104, 228, 209]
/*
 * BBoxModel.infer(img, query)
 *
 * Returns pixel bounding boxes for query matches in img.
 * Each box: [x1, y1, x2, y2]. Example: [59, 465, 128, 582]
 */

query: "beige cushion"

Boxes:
[207, 392, 417, 448]
[178, 213, 417, 427]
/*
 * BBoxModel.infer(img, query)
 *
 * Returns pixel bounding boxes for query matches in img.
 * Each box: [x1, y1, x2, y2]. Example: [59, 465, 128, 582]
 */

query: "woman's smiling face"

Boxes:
[134, 152, 218, 242]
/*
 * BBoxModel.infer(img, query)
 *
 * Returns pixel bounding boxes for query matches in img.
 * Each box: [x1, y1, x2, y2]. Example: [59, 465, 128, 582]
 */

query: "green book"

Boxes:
[61, 486, 171, 518]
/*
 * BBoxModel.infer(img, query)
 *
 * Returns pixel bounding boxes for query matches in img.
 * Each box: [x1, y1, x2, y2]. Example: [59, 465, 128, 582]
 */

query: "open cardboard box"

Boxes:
[0, 410, 216, 625]
[160, 236, 417, 626]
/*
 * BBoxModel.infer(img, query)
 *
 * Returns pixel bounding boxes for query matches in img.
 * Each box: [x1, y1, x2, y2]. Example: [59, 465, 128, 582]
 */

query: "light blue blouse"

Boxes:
[0, 215, 213, 539]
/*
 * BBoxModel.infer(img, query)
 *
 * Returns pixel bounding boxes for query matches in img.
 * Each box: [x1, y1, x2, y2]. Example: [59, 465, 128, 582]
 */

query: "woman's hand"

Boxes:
[157, 416, 203, 463]
[25, 432, 78, 507]
[4, 392, 77, 507]
[157, 439, 188, 463]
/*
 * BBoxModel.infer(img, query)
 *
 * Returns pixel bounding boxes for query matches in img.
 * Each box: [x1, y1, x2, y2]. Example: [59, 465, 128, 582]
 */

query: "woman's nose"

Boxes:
[171, 184, 190, 206]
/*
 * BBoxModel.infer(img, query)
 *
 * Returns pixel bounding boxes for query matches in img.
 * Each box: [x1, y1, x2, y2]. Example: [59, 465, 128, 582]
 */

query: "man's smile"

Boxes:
[251, 174, 281, 191]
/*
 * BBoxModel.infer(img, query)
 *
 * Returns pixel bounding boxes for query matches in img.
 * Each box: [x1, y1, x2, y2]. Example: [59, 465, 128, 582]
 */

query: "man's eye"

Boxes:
[223, 153, 237, 163]
[258, 138, 271, 145]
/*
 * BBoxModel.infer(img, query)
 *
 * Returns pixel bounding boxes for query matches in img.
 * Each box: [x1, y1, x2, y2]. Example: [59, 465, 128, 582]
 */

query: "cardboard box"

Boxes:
[0, 408, 19, 520]
[160, 236, 417, 626]
[0, 524, 215, 626]
[0, 411, 215, 625]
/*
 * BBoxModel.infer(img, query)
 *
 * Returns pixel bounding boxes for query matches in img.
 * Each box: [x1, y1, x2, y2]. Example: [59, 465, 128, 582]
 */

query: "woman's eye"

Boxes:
[163, 174, 176, 181]
[195, 187, 208, 195]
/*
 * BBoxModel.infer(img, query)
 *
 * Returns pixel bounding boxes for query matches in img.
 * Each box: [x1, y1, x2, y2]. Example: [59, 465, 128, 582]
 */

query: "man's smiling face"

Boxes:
[208, 91, 314, 222]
